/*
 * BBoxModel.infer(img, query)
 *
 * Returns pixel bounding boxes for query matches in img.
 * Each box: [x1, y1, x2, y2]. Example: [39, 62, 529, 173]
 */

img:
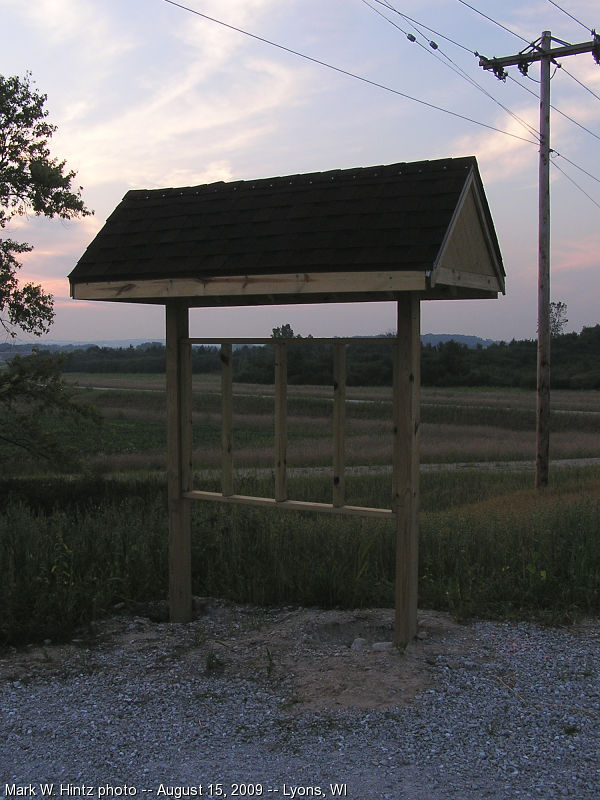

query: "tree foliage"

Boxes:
[0, 71, 91, 336]
[550, 300, 568, 338]
[271, 323, 296, 338]
[0, 351, 99, 465]
[40, 323, 600, 390]
[0, 72, 95, 467]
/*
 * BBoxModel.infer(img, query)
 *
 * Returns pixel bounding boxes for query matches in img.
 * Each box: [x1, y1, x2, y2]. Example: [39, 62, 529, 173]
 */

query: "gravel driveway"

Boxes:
[1, 602, 598, 800]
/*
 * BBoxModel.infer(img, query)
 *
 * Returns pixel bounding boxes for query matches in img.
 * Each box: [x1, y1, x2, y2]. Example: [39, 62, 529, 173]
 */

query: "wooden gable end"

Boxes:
[431, 170, 505, 296]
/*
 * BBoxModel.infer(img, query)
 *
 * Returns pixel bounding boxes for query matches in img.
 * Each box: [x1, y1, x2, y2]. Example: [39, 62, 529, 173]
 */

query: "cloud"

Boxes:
[451, 105, 539, 183]
[3, 0, 136, 62]
[156, 160, 235, 188]
[169, 0, 277, 59]
[11, 214, 100, 290]
[59, 50, 304, 190]
[22, 0, 304, 195]
[553, 232, 600, 274]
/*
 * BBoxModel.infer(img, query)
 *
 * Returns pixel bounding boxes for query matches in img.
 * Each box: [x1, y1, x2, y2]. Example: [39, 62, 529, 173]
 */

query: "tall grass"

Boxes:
[0, 491, 168, 646]
[1, 470, 599, 646]
[420, 486, 600, 621]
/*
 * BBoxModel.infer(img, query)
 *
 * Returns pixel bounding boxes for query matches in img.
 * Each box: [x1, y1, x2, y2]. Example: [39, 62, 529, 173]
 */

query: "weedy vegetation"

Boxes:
[1, 375, 599, 647]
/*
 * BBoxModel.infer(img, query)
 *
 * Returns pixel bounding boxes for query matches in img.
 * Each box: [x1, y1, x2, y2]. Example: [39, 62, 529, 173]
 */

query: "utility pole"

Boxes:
[480, 31, 600, 488]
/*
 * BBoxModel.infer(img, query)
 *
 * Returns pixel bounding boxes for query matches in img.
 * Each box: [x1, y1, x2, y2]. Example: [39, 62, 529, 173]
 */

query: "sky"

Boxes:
[2, 0, 599, 343]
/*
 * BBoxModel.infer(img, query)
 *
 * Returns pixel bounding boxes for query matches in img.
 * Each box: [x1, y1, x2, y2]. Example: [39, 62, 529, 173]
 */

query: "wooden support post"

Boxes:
[392, 294, 421, 647]
[221, 343, 234, 496]
[333, 341, 346, 508]
[274, 341, 288, 502]
[166, 301, 193, 622]
[536, 30, 552, 490]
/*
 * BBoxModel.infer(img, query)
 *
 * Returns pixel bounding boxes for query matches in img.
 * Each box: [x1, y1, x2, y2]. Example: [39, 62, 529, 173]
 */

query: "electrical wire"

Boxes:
[552, 150, 600, 184]
[508, 73, 600, 142]
[546, 0, 593, 35]
[551, 102, 600, 142]
[455, 0, 530, 44]
[462, 2, 600, 106]
[559, 64, 600, 103]
[370, 1, 600, 148]
[452, 9, 600, 144]
[551, 159, 600, 209]
[360, 0, 414, 41]
[383, 0, 600, 210]
[377, 1, 600, 187]
[362, 0, 540, 141]
[164, 0, 600, 190]
[370, 0, 476, 55]
[161, 0, 539, 145]
[488, 42, 600, 143]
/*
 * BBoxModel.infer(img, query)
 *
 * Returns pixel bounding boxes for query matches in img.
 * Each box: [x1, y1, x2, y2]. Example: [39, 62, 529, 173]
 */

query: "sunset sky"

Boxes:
[2, 0, 599, 343]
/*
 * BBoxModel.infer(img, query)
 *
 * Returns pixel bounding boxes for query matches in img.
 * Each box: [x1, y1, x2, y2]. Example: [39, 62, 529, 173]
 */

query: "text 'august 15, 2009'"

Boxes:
[3, 784, 349, 799]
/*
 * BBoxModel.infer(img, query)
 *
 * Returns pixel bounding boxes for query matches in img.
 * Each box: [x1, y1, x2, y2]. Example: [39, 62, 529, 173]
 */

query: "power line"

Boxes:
[559, 64, 600, 102]
[362, 0, 540, 141]
[509, 71, 600, 141]
[370, 3, 600, 169]
[377, 1, 600, 146]
[552, 150, 600, 184]
[377, 1, 600, 145]
[479, 31, 600, 143]
[551, 100, 600, 142]
[386, 0, 600, 109]
[162, 0, 538, 145]
[456, 0, 530, 44]
[551, 158, 600, 209]
[480, 32, 600, 488]
[360, 0, 415, 42]
[370, 0, 476, 55]
[546, 0, 593, 35]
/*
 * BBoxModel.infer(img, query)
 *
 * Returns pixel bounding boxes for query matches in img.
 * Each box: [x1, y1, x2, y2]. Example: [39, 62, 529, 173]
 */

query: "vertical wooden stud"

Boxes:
[221, 343, 234, 496]
[392, 293, 421, 647]
[166, 301, 193, 623]
[274, 340, 288, 502]
[333, 341, 346, 508]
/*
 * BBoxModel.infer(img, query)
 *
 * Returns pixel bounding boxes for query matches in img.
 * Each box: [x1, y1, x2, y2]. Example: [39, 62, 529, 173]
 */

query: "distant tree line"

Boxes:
[35, 323, 600, 390]
[419, 325, 600, 389]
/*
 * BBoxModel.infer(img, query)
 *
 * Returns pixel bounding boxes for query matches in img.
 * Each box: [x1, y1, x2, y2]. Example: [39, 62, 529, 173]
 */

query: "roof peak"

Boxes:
[128, 156, 478, 200]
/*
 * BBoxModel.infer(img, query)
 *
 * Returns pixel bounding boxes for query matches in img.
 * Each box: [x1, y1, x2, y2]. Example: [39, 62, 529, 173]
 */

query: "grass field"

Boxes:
[61, 373, 600, 477]
[1, 373, 599, 646]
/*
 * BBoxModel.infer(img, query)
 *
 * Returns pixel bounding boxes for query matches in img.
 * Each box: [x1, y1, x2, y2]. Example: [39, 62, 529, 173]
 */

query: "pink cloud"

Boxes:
[553, 233, 600, 273]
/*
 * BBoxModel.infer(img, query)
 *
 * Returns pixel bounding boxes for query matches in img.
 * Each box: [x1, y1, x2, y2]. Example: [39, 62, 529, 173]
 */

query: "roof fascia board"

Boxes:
[70, 270, 429, 303]
[432, 266, 502, 293]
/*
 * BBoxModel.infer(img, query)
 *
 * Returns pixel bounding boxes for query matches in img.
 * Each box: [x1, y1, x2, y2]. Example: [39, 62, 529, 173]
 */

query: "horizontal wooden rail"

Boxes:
[184, 490, 394, 519]
[186, 336, 390, 345]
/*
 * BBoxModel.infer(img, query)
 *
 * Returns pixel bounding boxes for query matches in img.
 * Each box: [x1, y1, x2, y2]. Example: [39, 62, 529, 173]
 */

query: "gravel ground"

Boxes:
[1, 603, 598, 800]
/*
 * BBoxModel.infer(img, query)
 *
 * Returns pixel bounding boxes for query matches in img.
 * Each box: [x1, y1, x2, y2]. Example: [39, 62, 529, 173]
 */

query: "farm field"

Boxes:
[62, 372, 600, 478]
[2, 372, 599, 646]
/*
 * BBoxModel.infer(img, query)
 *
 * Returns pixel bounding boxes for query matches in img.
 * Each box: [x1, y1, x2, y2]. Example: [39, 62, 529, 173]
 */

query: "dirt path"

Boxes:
[0, 602, 480, 712]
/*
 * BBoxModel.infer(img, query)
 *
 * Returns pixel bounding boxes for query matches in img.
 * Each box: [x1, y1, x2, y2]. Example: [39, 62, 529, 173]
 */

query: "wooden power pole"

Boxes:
[480, 31, 600, 488]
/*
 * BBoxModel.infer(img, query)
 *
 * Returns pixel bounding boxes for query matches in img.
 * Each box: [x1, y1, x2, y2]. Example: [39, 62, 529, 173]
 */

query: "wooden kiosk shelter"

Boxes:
[69, 156, 505, 646]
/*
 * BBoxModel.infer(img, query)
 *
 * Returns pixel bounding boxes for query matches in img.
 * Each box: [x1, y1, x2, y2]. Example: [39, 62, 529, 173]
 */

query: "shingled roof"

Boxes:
[69, 156, 505, 306]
